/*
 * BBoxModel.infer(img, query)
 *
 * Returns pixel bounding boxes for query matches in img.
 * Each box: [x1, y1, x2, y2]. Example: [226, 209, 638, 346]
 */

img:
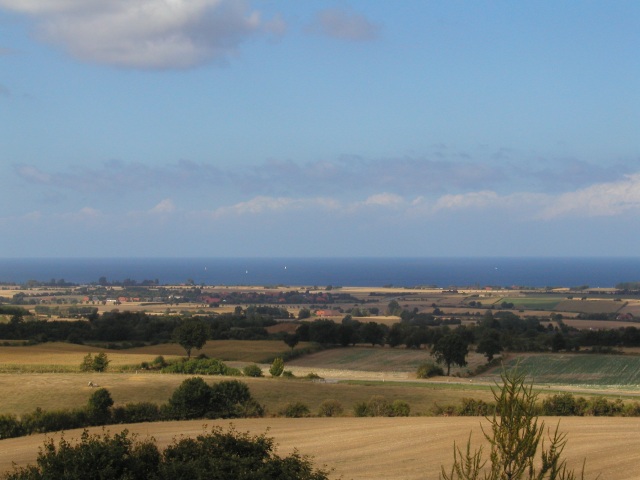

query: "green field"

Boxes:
[486, 354, 640, 387]
[497, 297, 561, 310]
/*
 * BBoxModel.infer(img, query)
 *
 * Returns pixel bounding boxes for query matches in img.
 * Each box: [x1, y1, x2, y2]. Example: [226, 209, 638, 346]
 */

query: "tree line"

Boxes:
[0, 377, 263, 441]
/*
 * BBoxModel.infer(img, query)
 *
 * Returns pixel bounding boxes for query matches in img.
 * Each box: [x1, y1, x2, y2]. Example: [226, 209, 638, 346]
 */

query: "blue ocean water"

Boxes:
[0, 257, 639, 288]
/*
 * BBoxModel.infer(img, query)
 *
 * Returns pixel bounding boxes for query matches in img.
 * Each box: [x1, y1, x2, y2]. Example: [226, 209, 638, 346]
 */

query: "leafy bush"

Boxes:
[541, 393, 582, 416]
[318, 399, 344, 417]
[162, 358, 240, 376]
[416, 361, 444, 379]
[21, 407, 88, 434]
[305, 372, 323, 381]
[282, 370, 295, 378]
[353, 401, 369, 417]
[269, 357, 285, 377]
[281, 402, 311, 418]
[456, 398, 494, 416]
[0, 414, 25, 439]
[353, 396, 399, 417]
[5, 429, 161, 480]
[366, 396, 393, 417]
[157, 426, 330, 480]
[112, 402, 161, 424]
[391, 400, 411, 417]
[243, 364, 264, 377]
[588, 397, 624, 416]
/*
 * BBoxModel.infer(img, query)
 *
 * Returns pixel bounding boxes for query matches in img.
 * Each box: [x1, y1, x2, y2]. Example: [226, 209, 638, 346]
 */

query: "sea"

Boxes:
[0, 257, 639, 289]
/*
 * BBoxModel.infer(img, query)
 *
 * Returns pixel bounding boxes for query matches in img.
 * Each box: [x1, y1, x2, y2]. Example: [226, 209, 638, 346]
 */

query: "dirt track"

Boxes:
[2, 417, 638, 479]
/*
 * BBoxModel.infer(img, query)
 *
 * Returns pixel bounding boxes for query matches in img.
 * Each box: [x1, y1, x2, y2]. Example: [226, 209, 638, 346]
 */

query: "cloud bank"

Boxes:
[0, 0, 283, 69]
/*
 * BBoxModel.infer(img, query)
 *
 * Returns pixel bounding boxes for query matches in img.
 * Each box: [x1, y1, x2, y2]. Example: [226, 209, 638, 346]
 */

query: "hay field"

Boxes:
[1, 417, 638, 479]
[0, 342, 181, 372]
[0, 371, 497, 417]
[0, 340, 304, 371]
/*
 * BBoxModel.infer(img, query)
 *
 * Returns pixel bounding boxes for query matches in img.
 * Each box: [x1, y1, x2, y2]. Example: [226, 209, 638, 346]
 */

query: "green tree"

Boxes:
[441, 367, 590, 480]
[92, 352, 110, 372]
[87, 388, 114, 425]
[80, 353, 110, 372]
[387, 300, 402, 316]
[432, 334, 469, 376]
[172, 319, 208, 359]
[209, 379, 261, 418]
[80, 353, 94, 372]
[476, 332, 503, 362]
[269, 357, 284, 377]
[168, 377, 212, 420]
[283, 332, 300, 351]
[360, 321, 387, 347]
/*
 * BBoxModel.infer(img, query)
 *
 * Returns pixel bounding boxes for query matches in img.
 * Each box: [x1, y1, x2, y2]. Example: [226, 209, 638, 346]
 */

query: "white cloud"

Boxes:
[210, 195, 340, 218]
[0, 0, 281, 69]
[16, 165, 51, 183]
[432, 191, 500, 211]
[361, 193, 404, 207]
[307, 8, 380, 42]
[538, 173, 640, 219]
[149, 198, 176, 214]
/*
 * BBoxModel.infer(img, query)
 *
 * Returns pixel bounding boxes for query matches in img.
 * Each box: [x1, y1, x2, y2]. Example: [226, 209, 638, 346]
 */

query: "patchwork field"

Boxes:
[491, 353, 640, 388]
[1, 417, 639, 479]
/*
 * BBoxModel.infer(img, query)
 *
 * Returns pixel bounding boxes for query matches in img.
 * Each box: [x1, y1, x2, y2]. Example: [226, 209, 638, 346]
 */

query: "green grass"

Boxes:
[485, 354, 640, 387]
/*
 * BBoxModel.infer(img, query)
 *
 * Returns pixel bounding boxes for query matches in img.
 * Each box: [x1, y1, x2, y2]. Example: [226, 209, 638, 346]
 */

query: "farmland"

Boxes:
[2, 417, 640, 479]
[2, 283, 640, 478]
[494, 353, 640, 387]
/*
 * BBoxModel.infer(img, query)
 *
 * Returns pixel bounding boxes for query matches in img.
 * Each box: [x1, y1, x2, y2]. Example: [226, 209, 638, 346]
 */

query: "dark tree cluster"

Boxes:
[0, 378, 263, 441]
[5, 426, 329, 480]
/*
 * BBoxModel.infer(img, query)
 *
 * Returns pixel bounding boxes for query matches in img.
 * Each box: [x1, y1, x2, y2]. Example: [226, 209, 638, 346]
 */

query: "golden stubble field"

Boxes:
[1, 417, 638, 479]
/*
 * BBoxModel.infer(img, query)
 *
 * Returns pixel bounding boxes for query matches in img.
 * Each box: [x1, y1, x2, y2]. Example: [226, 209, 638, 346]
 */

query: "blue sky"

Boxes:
[1, 1, 639, 258]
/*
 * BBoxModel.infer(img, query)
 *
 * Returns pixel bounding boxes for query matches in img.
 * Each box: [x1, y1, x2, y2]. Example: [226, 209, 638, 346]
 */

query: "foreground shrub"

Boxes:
[441, 366, 594, 480]
[318, 399, 344, 417]
[416, 361, 444, 379]
[243, 364, 264, 377]
[5, 429, 160, 480]
[6, 427, 330, 479]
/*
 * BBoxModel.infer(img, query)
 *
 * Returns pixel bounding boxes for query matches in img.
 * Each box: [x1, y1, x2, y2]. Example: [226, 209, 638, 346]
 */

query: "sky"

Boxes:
[1, 0, 640, 258]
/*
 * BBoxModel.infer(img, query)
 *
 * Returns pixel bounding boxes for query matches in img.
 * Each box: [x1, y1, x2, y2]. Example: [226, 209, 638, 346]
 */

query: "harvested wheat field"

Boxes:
[1, 417, 638, 479]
